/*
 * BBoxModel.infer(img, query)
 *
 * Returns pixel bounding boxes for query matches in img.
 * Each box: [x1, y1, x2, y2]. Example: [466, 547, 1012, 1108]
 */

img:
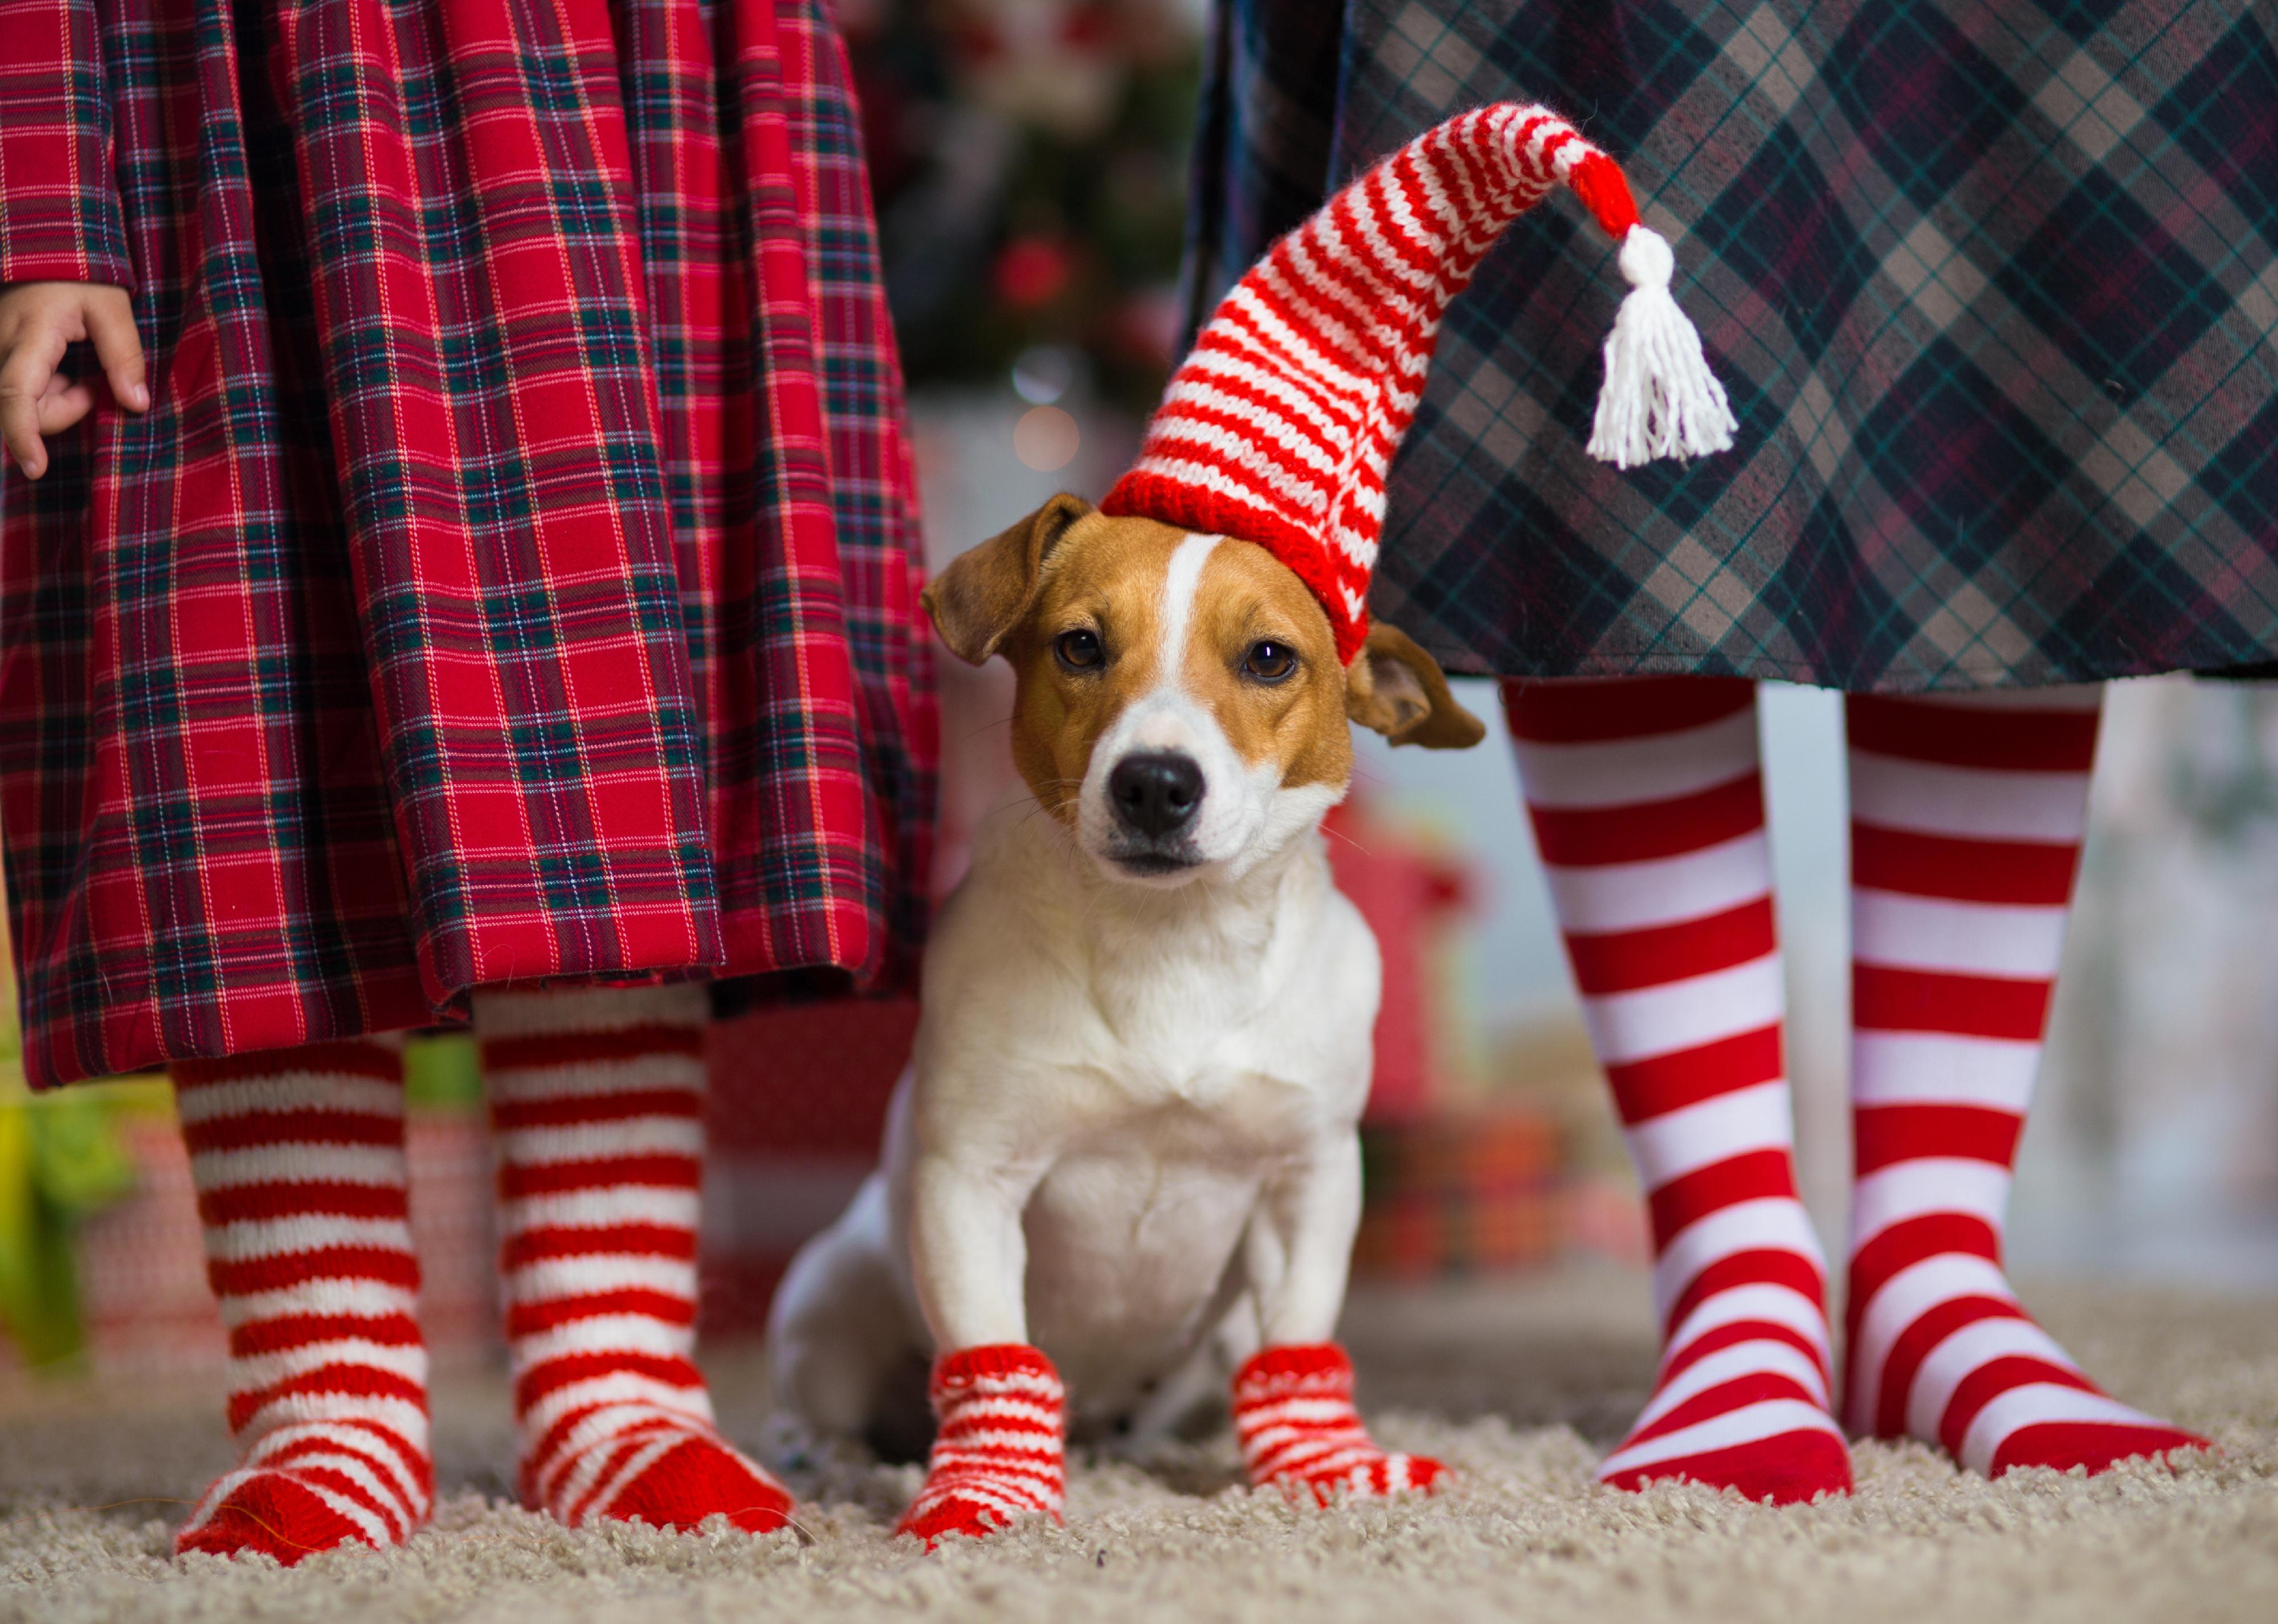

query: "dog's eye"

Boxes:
[1240, 640, 1297, 683]
[1054, 629, 1103, 671]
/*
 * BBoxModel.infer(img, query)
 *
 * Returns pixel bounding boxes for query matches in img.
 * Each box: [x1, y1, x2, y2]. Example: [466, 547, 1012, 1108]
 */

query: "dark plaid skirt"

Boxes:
[1186, 0, 2278, 691]
[0, 0, 936, 1088]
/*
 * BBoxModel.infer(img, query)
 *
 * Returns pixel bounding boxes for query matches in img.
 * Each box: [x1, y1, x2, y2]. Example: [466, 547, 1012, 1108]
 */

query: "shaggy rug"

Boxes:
[1, 1269, 2272, 1624]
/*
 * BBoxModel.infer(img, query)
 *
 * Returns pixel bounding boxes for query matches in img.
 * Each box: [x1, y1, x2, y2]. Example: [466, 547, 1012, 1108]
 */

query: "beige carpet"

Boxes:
[1, 1269, 2273, 1624]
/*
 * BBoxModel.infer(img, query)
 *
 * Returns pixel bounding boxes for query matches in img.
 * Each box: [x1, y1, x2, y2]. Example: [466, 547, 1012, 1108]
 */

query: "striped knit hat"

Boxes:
[1100, 102, 1737, 664]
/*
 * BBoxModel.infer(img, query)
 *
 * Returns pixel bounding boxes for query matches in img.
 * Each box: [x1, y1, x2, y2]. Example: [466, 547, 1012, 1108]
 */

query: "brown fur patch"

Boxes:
[998, 512, 1189, 826]
[1180, 539, 1353, 790]
[966, 503, 1481, 826]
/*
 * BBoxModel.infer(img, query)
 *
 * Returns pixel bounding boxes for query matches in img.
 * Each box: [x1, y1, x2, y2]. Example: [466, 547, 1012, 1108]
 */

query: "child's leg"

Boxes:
[1502, 677, 1851, 1504]
[474, 982, 791, 1533]
[172, 1039, 432, 1563]
[1843, 688, 2209, 1474]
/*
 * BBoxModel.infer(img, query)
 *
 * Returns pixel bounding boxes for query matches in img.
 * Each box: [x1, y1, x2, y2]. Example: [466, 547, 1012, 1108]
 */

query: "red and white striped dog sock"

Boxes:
[896, 1343, 1067, 1545]
[476, 983, 792, 1533]
[172, 1039, 433, 1562]
[1843, 689, 2210, 1476]
[1504, 678, 1852, 1503]
[1231, 1344, 1445, 1501]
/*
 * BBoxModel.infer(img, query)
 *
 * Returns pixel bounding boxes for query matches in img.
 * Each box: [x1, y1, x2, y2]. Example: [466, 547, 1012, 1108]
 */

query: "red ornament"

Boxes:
[994, 236, 1076, 311]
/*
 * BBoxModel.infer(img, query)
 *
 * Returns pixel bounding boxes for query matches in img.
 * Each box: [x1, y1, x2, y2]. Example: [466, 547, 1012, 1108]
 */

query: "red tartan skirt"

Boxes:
[0, 0, 937, 1088]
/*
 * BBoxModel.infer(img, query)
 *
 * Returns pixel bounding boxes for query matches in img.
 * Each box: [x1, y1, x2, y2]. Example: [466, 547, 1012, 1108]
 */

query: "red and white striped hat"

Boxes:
[1100, 102, 1736, 664]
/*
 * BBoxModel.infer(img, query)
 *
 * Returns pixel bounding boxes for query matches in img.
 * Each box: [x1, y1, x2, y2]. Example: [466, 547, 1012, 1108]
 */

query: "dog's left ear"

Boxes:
[1345, 621, 1487, 749]
[921, 493, 1094, 665]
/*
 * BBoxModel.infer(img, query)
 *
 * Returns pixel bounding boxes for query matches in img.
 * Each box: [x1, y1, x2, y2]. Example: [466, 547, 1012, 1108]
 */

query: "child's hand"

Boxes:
[0, 281, 147, 480]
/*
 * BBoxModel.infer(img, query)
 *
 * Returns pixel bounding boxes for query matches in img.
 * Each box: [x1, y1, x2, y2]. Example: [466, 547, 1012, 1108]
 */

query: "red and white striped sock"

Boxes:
[1231, 1344, 1444, 1501]
[476, 984, 792, 1534]
[172, 1039, 433, 1563]
[1843, 689, 2210, 1476]
[1503, 678, 1852, 1503]
[896, 1343, 1067, 1546]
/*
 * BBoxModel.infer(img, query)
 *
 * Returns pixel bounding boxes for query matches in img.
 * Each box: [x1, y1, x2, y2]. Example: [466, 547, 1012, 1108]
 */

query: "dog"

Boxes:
[768, 493, 1483, 1459]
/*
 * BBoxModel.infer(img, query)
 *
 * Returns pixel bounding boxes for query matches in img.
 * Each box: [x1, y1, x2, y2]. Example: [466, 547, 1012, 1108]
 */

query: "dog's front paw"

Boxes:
[1234, 1344, 1450, 1504]
[897, 1344, 1067, 1549]
[1268, 1449, 1447, 1505]
[896, 1481, 1059, 1547]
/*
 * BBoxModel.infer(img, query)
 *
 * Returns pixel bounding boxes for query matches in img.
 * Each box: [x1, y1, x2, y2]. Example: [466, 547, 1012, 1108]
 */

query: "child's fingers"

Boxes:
[84, 288, 149, 412]
[37, 374, 99, 437]
[0, 325, 70, 479]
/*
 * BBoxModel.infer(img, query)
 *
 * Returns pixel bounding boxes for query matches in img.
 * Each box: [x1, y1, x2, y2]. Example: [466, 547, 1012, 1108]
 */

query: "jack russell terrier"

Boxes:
[768, 494, 1484, 1542]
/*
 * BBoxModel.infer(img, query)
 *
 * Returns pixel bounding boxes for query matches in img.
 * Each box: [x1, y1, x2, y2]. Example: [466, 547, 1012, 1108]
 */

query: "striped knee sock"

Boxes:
[896, 1343, 1067, 1547]
[172, 1040, 432, 1563]
[1504, 678, 1851, 1504]
[1843, 689, 2210, 1476]
[476, 984, 792, 1534]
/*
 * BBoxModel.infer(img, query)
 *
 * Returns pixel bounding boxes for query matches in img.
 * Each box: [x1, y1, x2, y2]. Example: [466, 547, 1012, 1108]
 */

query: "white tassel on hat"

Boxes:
[1587, 225, 1739, 467]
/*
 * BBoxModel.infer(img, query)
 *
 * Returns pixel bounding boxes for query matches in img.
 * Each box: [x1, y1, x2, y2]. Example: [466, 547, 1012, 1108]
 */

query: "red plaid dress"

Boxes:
[0, 0, 936, 1088]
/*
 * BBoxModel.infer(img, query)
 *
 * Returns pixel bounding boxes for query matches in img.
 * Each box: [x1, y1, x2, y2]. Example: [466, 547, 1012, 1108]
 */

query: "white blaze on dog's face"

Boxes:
[922, 496, 1484, 886]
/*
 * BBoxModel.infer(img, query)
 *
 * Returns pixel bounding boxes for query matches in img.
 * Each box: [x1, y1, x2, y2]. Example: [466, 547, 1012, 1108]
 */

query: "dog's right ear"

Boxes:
[920, 493, 1094, 666]
[1345, 620, 1487, 748]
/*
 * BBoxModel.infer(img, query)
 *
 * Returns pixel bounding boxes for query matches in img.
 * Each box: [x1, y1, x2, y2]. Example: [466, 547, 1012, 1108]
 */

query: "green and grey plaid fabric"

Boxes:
[1185, 0, 2278, 689]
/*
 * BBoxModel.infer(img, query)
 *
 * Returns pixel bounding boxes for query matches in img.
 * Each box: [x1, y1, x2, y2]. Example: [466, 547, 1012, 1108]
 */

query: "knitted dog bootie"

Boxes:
[1232, 1344, 1446, 1502]
[897, 1344, 1066, 1547]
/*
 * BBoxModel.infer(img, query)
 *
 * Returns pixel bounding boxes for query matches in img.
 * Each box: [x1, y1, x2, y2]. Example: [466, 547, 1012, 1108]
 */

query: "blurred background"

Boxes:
[2, 0, 2272, 1381]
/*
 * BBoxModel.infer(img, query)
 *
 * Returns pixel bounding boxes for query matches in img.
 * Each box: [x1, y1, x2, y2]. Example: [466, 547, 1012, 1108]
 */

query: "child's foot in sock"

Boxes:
[480, 984, 793, 1535]
[177, 1423, 427, 1562]
[172, 1041, 433, 1563]
[1591, 1214, 1853, 1503]
[1232, 1344, 1445, 1501]
[1843, 690, 2211, 1478]
[897, 1344, 1065, 1546]
[1846, 1251, 2210, 1475]
[1504, 677, 1853, 1505]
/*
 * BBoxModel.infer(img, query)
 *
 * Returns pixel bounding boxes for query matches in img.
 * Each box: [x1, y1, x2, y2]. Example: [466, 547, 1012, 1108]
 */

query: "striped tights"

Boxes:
[1841, 688, 2207, 1474]
[173, 1039, 432, 1561]
[1504, 677, 2206, 1499]
[475, 984, 791, 1535]
[172, 984, 789, 1563]
[1505, 678, 1850, 1503]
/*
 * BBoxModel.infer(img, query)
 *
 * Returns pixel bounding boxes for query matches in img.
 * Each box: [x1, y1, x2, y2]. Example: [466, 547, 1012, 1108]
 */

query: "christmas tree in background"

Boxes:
[843, 0, 1201, 415]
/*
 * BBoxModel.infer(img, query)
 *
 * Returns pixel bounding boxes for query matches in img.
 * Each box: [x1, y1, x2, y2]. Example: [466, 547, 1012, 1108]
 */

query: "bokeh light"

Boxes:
[1013, 404, 1081, 470]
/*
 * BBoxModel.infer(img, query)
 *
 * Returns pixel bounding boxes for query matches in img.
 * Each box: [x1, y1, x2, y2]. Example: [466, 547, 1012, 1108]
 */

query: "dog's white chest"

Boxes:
[1001, 879, 1375, 1416]
[1019, 1056, 1316, 1417]
[883, 815, 1382, 1426]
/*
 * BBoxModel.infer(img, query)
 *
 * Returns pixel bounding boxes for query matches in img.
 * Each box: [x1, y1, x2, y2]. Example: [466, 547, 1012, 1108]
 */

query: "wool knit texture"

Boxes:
[1840, 689, 2210, 1477]
[1231, 1343, 1447, 1501]
[1503, 678, 1851, 1504]
[897, 1344, 1067, 1546]
[477, 984, 791, 1533]
[171, 1038, 433, 1564]
[1101, 102, 1643, 664]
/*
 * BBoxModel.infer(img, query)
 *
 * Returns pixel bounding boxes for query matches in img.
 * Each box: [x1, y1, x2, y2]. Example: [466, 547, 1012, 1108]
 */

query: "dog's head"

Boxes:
[922, 495, 1484, 886]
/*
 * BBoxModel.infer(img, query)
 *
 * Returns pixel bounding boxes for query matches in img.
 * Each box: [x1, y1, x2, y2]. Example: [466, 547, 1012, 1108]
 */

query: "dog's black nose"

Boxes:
[1108, 752, 1205, 838]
